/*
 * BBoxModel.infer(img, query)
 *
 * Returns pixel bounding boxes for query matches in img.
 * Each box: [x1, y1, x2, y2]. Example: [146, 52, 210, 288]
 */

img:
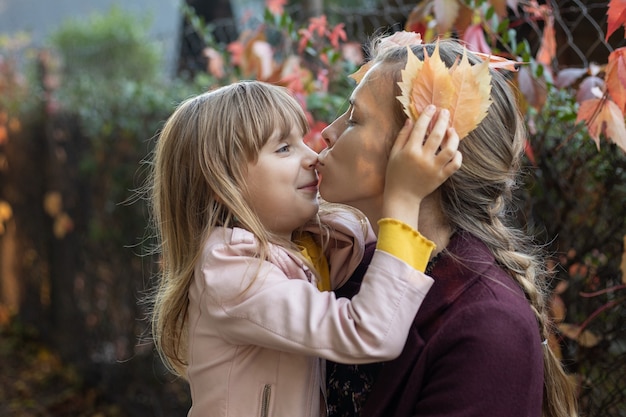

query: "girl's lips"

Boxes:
[299, 179, 320, 190]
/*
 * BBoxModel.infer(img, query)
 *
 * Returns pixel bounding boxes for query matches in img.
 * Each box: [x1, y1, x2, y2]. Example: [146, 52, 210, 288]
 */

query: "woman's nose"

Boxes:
[321, 123, 336, 148]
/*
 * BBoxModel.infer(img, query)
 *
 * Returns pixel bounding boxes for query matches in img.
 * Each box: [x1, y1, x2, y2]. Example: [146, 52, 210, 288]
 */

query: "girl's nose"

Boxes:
[303, 144, 319, 168]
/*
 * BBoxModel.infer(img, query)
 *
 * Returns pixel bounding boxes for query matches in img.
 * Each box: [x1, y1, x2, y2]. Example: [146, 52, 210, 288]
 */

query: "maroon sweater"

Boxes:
[328, 231, 544, 417]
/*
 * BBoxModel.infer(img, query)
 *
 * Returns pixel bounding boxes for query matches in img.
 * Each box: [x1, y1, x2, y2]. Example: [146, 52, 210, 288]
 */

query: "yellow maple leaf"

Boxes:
[397, 46, 424, 120]
[397, 41, 492, 139]
[449, 51, 492, 139]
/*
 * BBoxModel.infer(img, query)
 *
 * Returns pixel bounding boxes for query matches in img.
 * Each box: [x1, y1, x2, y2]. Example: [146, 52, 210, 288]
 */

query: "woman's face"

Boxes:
[317, 64, 397, 213]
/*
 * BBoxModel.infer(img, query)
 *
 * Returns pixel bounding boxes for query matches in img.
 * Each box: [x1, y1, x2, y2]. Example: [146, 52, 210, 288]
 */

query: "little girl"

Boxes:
[146, 80, 461, 417]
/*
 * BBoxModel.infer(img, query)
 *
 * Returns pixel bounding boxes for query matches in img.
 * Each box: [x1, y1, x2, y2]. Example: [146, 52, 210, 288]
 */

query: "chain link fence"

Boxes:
[181, 0, 624, 74]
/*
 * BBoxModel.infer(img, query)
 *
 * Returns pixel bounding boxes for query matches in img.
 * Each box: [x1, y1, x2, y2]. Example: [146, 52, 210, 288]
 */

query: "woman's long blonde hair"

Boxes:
[370, 39, 578, 417]
[146, 81, 312, 377]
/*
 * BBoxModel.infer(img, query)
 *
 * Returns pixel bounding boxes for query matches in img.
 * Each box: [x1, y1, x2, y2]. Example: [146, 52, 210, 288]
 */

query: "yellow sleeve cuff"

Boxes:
[376, 218, 436, 272]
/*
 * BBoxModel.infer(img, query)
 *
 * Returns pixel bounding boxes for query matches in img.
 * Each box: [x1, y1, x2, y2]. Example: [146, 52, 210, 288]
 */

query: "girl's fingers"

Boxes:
[392, 119, 414, 151]
[422, 108, 450, 155]
[407, 105, 436, 151]
[442, 150, 463, 177]
[436, 127, 460, 161]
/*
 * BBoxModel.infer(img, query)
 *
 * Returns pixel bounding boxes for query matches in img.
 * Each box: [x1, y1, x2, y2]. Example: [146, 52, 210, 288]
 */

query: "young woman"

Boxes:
[145, 80, 461, 417]
[319, 37, 579, 417]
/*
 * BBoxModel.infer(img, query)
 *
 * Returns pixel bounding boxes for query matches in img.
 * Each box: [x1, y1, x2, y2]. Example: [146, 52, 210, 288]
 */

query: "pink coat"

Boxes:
[186, 211, 433, 417]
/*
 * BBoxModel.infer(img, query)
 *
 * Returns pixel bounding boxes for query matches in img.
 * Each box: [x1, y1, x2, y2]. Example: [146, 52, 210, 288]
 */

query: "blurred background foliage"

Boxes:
[0, 0, 625, 415]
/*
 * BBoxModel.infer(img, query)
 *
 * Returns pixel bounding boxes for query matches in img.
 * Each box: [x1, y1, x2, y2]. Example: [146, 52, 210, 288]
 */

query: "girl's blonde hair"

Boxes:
[147, 81, 312, 376]
[370, 39, 578, 417]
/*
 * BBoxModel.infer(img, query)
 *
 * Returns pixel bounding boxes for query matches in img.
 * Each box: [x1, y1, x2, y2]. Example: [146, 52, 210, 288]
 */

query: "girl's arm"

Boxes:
[198, 240, 431, 363]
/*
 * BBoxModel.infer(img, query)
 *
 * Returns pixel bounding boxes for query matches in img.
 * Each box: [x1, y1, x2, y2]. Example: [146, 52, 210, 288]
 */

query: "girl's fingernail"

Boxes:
[425, 105, 436, 115]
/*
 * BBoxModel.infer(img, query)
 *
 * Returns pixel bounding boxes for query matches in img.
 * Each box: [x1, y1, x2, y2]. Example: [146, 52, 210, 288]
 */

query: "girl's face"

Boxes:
[244, 124, 320, 240]
[317, 64, 397, 214]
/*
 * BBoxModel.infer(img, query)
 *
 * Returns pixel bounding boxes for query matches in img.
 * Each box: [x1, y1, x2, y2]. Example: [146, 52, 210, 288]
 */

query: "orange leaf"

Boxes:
[606, 0, 626, 41]
[473, 52, 521, 72]
[490, 0, 509, 18]
[349, 61, 373, 84]
[576, 98, 626, 152]
[605, 47, 626, 112]
[449, 51, 492, 139]
[397, 42, 492, 139]
[558, 323, 602, 348]
[536, 16, 556, 67]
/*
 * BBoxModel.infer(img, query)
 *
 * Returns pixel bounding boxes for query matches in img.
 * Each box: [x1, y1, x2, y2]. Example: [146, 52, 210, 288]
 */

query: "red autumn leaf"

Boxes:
[328, 23, 347, 49]
[605, 47, 626, 112]
[606, 0, 626, 41]
[463, 24, 492, 55]
[304, 120, 329, 153]
[203, 47, 225, 79]
[536, 15, 556, 67]
[524, 138, 536, 166]
[576, 98, 626, 152]
[265, 0, 286, 15]
[308, 15, 328, 37]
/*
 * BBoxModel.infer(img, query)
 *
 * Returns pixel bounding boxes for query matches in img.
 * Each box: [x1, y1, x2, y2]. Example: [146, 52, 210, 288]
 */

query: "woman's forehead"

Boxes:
[351, 65, 394, 112]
